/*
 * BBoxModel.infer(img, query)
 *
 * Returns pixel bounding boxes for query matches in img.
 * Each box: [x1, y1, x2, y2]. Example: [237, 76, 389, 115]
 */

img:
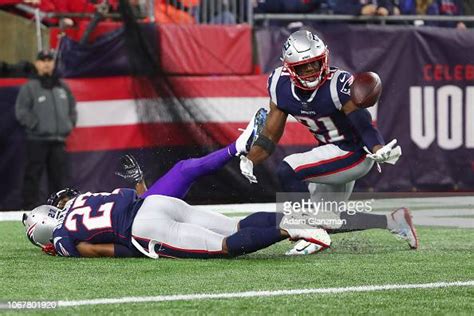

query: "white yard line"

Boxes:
[57, 281, 474, 307]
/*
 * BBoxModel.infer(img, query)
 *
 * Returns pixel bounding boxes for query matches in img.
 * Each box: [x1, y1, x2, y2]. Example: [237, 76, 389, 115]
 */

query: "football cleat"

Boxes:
[285, 228, 331, 248]
[285, 240, 326, 256]
[389, 207, 418, 249]
[235, 108, 268, 155]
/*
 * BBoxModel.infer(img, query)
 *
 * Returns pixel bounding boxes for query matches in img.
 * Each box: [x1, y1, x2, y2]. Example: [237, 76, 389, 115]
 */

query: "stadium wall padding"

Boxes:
[56, 24, 253, 77]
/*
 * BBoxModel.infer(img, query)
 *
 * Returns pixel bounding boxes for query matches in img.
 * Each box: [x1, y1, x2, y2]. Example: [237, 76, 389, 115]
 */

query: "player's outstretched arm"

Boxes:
[247, 102, 288, 165]
[115, 154, 148, 194]
[76, 242, 115, 257]
[240, 102, 288, 183]
[342, 100, 401, 166]
[135, 181, 148, 196]
[342, 100, 384, 153]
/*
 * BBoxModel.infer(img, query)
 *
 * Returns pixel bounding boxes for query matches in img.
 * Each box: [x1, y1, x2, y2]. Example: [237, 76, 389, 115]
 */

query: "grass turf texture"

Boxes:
[0, 221, 473, 314]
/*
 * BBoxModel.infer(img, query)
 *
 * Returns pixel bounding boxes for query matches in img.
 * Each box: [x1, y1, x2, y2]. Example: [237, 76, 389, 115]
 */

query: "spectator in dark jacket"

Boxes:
[15, 49, 77, 209]
[399, 0, 466, 28]
[436, 0, 466, 28]
[463, 0, 474, 27]
[463, 0, 474, 15]
[333, 0, 400, 16]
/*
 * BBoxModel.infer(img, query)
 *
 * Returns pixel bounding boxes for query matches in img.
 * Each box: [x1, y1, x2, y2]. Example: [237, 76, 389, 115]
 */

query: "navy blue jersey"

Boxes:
[268, 66, 362, 151]
[52, 188, 142, 257]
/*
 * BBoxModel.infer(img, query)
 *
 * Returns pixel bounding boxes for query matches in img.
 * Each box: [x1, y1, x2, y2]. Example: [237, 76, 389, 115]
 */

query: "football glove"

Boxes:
[115, 154, 144, 184]
[42, 243, 57, 256]
[240, 156, 257, 183]
[364, 139, 402, 172]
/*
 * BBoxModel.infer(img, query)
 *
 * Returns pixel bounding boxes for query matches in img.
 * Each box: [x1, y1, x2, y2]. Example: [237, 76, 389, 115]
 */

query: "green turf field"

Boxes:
[0, 221, 473, 314]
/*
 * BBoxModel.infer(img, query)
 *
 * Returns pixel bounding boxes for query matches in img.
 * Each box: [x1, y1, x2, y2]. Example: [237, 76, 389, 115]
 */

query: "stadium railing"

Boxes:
[10, 1, 474, 53]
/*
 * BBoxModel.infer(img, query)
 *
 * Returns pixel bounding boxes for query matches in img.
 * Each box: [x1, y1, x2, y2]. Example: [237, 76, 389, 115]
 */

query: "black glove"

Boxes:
[115, 154, 144, 185]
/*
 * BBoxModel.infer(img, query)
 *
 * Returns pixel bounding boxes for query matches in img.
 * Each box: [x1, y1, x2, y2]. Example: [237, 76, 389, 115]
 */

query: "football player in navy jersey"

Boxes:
[240, 30, 417, 255]
[22, 109, 333, 259]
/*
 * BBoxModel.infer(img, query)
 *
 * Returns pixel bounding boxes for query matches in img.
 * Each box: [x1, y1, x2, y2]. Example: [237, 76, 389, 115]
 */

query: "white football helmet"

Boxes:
[282, 30, 329, 90]
[22, 205, 64, 247]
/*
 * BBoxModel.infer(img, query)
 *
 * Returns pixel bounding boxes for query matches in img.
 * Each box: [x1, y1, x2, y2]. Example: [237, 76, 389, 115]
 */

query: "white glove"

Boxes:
[240, 156, 257, 183]
[364, 139, 402, 172]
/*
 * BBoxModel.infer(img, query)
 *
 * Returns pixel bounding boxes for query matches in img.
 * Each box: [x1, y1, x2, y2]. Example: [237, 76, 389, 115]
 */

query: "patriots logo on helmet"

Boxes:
[22, 205, 63, 248]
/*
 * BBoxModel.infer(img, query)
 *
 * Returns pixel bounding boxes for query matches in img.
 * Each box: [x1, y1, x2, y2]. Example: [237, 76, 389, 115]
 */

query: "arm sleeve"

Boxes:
[346, 109, 385, 150]
[15, 84, 38, 130]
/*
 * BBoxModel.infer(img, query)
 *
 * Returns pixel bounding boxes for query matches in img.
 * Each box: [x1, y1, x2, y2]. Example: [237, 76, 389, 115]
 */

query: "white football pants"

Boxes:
[131, 195, 239, 259]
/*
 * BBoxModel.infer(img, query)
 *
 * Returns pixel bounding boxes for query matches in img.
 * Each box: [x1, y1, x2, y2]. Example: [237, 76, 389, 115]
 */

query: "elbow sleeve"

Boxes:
[347, 109, 385, 150]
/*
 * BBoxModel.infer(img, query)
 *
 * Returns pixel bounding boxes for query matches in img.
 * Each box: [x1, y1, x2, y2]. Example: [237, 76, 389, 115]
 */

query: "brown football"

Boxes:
[350, 72, 382, 108]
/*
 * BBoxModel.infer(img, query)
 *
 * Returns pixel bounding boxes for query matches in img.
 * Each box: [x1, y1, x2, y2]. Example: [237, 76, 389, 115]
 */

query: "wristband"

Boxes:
[254, 135, 276, 155]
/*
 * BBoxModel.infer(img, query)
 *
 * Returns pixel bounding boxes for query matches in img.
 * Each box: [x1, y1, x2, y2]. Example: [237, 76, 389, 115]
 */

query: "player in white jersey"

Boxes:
[240, 29, 417, 255]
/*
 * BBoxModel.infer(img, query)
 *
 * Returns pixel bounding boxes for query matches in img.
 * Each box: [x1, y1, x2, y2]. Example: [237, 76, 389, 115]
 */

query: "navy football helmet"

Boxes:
[47, 188, 81, 209]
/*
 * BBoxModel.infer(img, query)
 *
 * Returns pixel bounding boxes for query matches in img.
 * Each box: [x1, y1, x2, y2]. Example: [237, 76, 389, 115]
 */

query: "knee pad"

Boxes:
[277, 161, 309, 192]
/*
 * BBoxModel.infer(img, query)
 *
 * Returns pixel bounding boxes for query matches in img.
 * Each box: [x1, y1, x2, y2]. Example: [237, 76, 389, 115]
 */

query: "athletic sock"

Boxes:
[181, 143, 236, 179]
[225, 227, 285, 257]
[239, 212, 283, 229]
[327, 211, 388, 234]
[227, 142, 237, 156]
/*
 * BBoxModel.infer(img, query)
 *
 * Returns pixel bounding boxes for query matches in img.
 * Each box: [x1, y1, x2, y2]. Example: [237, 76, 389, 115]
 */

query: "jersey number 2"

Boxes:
[64, 202, 114, 231]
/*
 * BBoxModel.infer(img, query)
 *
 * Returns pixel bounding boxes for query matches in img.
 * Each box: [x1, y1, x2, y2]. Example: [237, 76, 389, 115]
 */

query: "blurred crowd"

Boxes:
[0, 0, 472, 28]
[255, 0, 471, 28]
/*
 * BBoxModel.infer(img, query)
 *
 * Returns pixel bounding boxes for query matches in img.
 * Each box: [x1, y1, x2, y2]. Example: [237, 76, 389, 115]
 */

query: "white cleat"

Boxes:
[235, 108, 268, 155]
[285, 240, 325, 256]
[389, 207, 418, 249]
[285, 228, 331, 248]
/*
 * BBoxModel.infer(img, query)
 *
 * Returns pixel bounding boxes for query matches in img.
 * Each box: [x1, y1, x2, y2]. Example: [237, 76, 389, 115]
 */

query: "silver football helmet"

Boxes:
[282, 30, 329, 90]
[22, 205, 64, 247]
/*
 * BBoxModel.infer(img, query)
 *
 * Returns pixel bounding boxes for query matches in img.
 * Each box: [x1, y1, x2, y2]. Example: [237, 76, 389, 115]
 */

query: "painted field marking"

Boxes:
[58, 280, 474, 307]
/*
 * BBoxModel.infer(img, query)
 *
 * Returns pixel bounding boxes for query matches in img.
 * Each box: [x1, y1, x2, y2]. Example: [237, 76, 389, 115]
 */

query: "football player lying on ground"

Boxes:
[239, 30, 417, 255]
[22, 110, 333, 259]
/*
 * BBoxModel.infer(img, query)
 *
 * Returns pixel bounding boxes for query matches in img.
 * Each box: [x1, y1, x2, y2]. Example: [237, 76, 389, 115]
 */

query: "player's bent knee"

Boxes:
[277, 161, 308, 192]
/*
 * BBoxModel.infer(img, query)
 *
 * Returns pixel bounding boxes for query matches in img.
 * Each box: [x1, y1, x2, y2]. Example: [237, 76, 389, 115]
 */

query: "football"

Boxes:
[350, 72, 382, 108]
